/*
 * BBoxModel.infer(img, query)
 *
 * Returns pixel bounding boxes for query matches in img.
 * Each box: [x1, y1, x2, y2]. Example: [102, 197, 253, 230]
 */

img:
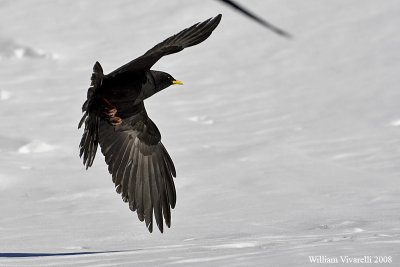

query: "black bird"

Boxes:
[78, 15, 222, 233]
[217, 0, 291, 38]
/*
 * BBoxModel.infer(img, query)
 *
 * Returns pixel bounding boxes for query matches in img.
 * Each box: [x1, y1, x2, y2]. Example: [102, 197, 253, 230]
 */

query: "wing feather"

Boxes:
[143, 156, 153, 232]
[161, 143, 176, 177]
[114, 138, 133, 185]
[149, 155, 163, 233]
[136, 149, 145, 222]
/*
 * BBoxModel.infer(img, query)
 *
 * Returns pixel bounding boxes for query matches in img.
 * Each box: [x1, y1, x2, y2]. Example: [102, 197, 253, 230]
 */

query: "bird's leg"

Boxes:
[102, 98, 122, 126]
[104, 108, 118, 117]
[102, 98, 117, 115]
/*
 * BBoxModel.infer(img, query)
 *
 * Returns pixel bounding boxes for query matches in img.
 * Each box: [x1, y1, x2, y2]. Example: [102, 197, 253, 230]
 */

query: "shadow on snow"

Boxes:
[0, 249, 138, 258]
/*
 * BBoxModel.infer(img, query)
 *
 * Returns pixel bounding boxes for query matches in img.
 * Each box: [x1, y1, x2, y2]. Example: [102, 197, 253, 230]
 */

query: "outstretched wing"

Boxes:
[98, 104, 176, 233]
[108, 14, 222, 76]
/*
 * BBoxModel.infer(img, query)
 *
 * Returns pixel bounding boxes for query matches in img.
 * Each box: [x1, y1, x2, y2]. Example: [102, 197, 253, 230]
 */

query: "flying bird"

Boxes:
[79, 15, 222, 233]
[217, 0, 291, 38]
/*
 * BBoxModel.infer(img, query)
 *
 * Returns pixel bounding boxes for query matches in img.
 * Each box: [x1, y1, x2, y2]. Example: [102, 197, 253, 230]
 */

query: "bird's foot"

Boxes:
[110, 116, 122, 126]
[103, 108, 118, 117]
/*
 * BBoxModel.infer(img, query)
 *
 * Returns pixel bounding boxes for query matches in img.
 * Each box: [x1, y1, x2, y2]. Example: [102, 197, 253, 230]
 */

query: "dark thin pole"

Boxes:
[217, 0, 292, 38]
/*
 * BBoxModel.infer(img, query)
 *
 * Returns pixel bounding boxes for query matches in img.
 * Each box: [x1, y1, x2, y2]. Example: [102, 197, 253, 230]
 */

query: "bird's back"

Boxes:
[101, 71, 148, 108]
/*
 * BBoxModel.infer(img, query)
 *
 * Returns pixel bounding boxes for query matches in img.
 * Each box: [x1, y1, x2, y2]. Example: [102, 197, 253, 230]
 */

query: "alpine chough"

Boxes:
[78, 14, 222, 233]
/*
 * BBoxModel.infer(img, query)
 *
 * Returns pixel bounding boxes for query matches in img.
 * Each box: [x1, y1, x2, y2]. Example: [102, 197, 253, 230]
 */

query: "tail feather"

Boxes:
[79, 61, 103, 169]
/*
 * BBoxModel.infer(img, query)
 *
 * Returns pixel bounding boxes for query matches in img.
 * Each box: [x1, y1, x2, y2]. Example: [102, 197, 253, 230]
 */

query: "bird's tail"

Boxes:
[78, 61, 103, 169]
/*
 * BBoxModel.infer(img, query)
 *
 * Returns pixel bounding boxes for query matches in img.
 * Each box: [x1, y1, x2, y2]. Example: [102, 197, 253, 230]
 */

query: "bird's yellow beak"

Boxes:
[173, 80, 184, 85]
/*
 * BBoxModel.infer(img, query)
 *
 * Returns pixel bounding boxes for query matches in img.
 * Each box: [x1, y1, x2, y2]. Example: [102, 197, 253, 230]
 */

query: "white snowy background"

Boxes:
[1, 0, 400, 266]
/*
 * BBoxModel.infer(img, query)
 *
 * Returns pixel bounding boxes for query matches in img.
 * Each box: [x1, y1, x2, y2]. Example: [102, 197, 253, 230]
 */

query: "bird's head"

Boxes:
[144, 70, 183, 100]
[152, 70, 183, 90]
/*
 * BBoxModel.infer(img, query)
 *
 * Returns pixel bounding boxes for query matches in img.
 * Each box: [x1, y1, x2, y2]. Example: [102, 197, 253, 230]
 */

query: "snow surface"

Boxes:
[1, 0, 400, 266]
